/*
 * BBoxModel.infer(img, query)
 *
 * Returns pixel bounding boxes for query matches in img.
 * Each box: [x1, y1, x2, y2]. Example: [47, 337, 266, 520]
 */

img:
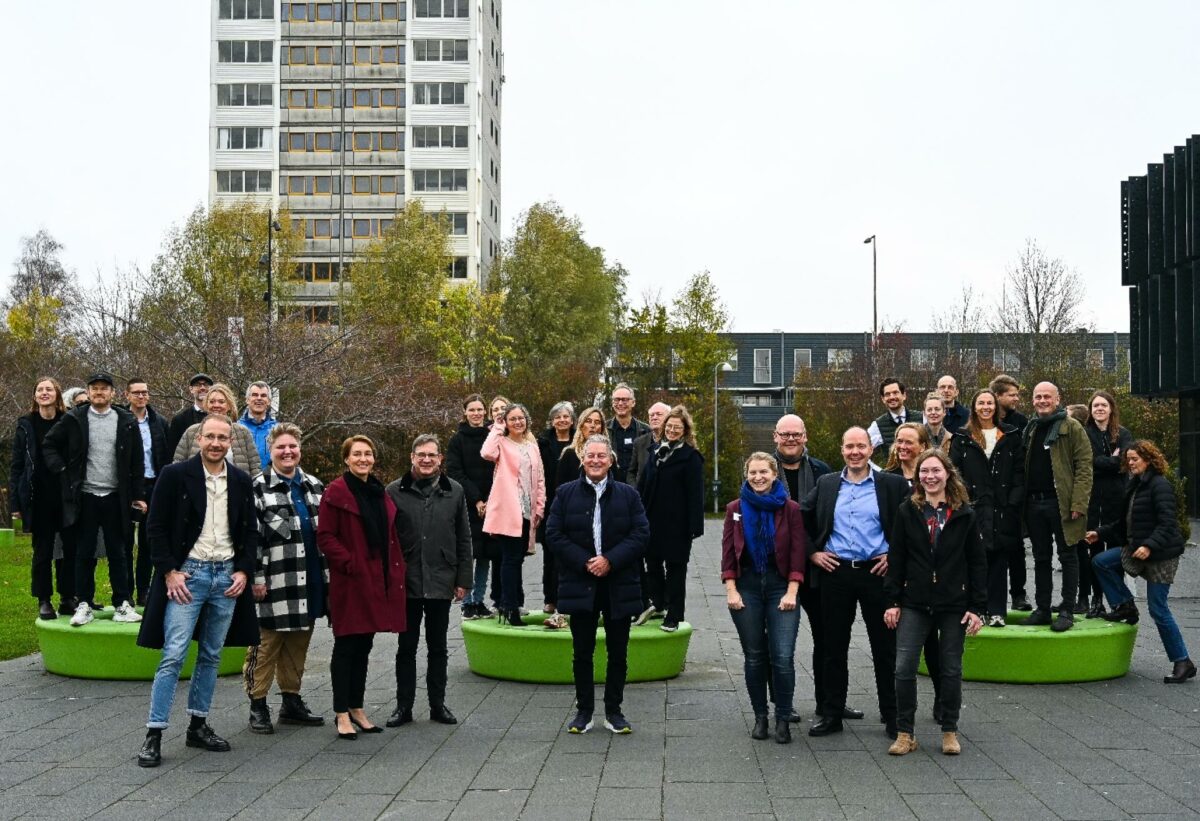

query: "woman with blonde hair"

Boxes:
[173, 383, 262, 477]
[923, 393, 952, 451]
[884, 423, 931, 482]
[556, 407, 607, 487]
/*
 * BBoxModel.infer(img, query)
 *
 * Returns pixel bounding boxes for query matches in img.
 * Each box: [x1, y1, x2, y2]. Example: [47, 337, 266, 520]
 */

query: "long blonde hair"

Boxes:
[883, 422, 930, 472]
[566, 406, 607, 461]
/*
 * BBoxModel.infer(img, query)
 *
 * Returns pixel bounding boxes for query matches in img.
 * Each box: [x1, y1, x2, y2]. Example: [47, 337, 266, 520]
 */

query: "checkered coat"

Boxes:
[253, 466, 327, 631]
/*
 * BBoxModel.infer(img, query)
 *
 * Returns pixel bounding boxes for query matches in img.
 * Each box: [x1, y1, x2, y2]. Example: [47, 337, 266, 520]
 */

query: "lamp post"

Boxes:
[712, 360, 734, 512]
[863, 235, 877, 350]
[258, 210, 282, 356]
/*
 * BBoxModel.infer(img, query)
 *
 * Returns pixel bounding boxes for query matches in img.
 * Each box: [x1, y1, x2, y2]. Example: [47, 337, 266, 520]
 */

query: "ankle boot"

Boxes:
[1164, 659, 1197, 684]
[248, 697, 274, 734]
[279, 692, 325, 725]
[750, 715, 769, 740]
[774, 718, 792, 744]
[1102, 600, 1139, 625]
[888, 732, 918, 755]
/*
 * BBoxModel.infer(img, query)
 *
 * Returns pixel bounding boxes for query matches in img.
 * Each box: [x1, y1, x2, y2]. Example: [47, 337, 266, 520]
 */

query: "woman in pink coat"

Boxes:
[482, 403, 546, 626]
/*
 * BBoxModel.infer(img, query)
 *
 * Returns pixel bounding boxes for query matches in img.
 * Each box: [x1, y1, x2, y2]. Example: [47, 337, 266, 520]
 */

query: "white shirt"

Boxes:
[587, 476, 607, 556]
[190, 464, 234, 561]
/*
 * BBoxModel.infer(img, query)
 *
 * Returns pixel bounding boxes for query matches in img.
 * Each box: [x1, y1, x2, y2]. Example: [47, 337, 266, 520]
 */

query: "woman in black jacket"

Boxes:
[1087, 440, 1193, 683]
[445, 394, 500, 619]
[1079, 390, 1134, 617]
[9, 377, 75, 620]
[884, 448, 986, 757]
[948, 389, 1024, 628]
[638, 405, 704, 632]
[536, 401, 575, 617]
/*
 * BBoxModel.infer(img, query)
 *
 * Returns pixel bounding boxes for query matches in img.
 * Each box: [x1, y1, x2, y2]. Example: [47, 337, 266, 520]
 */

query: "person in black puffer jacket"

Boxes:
[1087, 440, 1194, 683]
[444, 394, 501, 619]
[1078, 390, 1133, 618]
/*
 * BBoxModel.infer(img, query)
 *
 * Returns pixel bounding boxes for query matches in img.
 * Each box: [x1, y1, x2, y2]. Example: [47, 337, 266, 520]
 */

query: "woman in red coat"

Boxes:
[318, 435, 406, 739]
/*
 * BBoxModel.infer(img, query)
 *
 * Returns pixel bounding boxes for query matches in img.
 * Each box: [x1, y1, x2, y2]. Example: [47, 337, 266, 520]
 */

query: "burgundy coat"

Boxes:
[317, 476, 407, 637]
[720, 498, 806, 583]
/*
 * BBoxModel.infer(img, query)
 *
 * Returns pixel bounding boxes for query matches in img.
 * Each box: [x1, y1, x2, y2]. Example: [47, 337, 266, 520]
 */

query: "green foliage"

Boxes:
[793, 361, 876, 466]
[432, 282, 513, 383]
[1164, 471, 1192, 542]
[616, 300, 672, 394]
[669, 271, 734, 390]
[6, 289, 64, 342]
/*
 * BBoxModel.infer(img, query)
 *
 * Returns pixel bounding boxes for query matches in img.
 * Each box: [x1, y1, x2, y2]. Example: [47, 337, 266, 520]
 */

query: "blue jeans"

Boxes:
[147, 559, 239, 729]
[464, 556, 500, 606]
[728, 566, 801, 720]
[1093, 548, 1190, 663]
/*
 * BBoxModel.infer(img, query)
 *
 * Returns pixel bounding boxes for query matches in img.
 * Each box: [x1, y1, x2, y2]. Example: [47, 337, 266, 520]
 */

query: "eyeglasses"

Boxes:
[775, 432, 805, 440]
[128, 390, 150, 396]
[612, 397, 633, 403]
[413, 452, 440, 460]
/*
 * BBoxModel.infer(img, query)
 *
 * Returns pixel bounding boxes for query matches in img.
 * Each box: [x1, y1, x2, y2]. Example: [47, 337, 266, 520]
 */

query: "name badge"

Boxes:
[624, 438, 632, 445]
[733, 512, 741, 522]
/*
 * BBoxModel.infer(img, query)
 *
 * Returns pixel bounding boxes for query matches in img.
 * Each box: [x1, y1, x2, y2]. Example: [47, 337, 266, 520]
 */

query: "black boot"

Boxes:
[1164, 659, 1197, 684]
[1073, 595, 1089, 615]
[248, 697, 274, 734]
[38, 600, 56, 620]
[58, 597, 78, 616]
[751, 715, 769, 740]
[503, 609, 524, 627]
[279, 693, 324, 726]
[774, 718, 792, 744]
[1086, 595, 1106, 619]
[137, 731, 162, 768]
[1102, 600, 1139, 625]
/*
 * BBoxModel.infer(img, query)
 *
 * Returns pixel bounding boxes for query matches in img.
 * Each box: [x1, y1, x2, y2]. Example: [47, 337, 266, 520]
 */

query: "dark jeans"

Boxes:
[644, 558, 688, 622]
[75, 492, 131, 606]
[542, 547, 559, 606]
[568, 581, 631, 716]
[895, 609, 966, 733]
[31, 525, 76, 602]
[1026, 497, 1078, 612]
[1075, 541, 1103, 601]
[493, 521, 530, 611]
[819, 563, 896, 722]
[986, 549, 1010, 616]
[129, 478, 155, 602]
[728, 567, 801, 720]
[1008, 540, 1028, 600]
[395, 598, 451, 710]
[330, 633, 375, 713]
[797, 582, 829, 715]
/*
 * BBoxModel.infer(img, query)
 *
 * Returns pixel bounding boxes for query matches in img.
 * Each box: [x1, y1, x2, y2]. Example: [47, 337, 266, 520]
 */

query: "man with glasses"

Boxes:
[607, 383, 650, 485]
[936, 375, 969, 434]
[385, 435, 473, 727]
[125, 378, 169, 606]
[627, 401, 671, 492]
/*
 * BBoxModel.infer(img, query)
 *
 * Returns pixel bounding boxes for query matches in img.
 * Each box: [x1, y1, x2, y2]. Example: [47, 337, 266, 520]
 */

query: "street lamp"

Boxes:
[712, 360, 734, 513]
[863, 235, 877, 349]
[258, 211, 282, 353]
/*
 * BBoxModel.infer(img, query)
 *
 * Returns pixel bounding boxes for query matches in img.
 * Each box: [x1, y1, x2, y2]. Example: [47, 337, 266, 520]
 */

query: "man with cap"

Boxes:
[42, 371, 146, 627]
[167, 373, 212, 455]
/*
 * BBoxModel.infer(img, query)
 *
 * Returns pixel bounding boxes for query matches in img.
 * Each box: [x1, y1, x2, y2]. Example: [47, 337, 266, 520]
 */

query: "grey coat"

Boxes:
[386, 472, 474, 600]
[173, 420, 263, 478]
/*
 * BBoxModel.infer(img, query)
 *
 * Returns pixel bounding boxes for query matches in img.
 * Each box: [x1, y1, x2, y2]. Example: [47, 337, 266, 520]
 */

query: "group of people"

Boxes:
[719, 372, 1192, 758]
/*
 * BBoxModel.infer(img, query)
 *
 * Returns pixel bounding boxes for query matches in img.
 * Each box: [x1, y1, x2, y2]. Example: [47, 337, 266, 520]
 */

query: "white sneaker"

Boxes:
[113, 601, 143, 624]
[70, 602, 94, 627]
[633, 606, 656, 627]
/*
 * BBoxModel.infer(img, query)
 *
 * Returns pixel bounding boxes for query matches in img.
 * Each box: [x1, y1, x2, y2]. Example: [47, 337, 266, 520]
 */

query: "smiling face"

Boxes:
[917, 456, 948, 497]
[551, 409, 574, 434]
[841, 428, 873, 472]
[490, 399, 508, 424]
[996, 385, 1021, 412]
[774, 416, 808, 461]
[745, 458, 777, 494]
[270, 433, 301, 476]
[247, 385, 271, 417]
[87, 381, 114, 411]
[411, 442, 442, 480]
[126, 382, 150, 412]
[893, 427, 922, 464]
[611, 388, 635, 419]
[881, 381, 905, 412]
[1032, 382, 1059, 417]
[205, 391, 231, 418]
[582, 441, 613, 482]
[197, 417, 232, 468]
[923, 398, 944, 426]
[974, 392, 996, 424]
[1090, 396, 1112, 427]
[344, 441, 375, 480]
[663, 416, 685, 443]
[580, 411, 604, 436]
[504, 407, 528, 437]
[34, 379, 58, 409]
[190, 380, 211, 405]
[464, 400, 487, 427]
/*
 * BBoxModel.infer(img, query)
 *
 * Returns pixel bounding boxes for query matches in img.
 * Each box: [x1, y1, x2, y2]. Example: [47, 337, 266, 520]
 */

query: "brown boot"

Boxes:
[887, 732, 918, 755]
[941, 732, 961, 755]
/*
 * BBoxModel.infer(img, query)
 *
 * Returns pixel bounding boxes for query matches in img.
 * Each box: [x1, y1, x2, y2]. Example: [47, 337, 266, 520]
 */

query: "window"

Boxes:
[1086, 348, 1105, 369]
[339, 2, 401, 21]
[414, 0, 468, 18]
[343, 44, 403, 64]
[828, 349, 854, 371]
[412, 168, 468, 192]
[217, 40, 274, 63]
[430, 212, 467, 234]
[753, 349, 772, 385]
[910, 349, 935, 371]
[347, 174, 402, 195]
[413, 82, 466, 105]
[877, 348, 895, 372]
[219, 0, 275, 19]
[728, 350, 738, 370]
[217, 127, 272, 150]
[216, 170, 273, 193]
[793, 348, 812, 375]
[286, 45, 336, 65]
[303, 306, 336, 324]
[447, 256, 467, 278]
[413, 39, 468, 61]
[411, 125, 468, 148]
[348, 87, 402, 108]
[742, 395, 758, 407]
[217, 83, 273, 107]
[283, 174, 336, 195]
[282, 88, 337, 108]
[959, 348, 978, 372]
[346, 130, 403, 151]
[993, 349, 1021, 372]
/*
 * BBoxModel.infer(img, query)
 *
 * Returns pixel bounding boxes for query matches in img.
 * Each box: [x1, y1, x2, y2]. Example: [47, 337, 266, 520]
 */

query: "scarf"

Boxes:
[739, 478, 790, 575]
[1025, 407, 1066, 448]
[655, 438, 683, 465]
[343, 472, 389, 585]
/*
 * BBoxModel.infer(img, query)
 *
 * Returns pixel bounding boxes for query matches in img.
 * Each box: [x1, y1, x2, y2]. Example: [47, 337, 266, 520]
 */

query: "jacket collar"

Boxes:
[397, 471, 452, 494]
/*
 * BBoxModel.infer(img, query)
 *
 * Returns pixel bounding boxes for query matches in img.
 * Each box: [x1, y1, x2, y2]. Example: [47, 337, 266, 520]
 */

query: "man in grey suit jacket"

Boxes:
[626, 402, 671, 491]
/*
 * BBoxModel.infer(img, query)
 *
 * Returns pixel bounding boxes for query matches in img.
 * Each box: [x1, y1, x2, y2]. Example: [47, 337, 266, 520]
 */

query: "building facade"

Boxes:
[209, 0, 502, 317]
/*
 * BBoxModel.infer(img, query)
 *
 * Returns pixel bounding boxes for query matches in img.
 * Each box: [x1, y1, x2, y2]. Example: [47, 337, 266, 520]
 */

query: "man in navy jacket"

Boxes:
[547, 434, 649, 736]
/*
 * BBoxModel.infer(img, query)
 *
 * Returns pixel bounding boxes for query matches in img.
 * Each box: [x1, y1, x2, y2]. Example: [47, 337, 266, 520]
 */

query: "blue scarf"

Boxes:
[739, 479, 790, 574]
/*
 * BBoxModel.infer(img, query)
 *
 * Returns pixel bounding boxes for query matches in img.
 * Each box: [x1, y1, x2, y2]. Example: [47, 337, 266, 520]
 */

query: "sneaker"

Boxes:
[660, 620, 679, 633]
[1012, 595, 1033, 612]
[1025, 608, 1052, 626]
[651, 609, 667, 620]
[69, 601, 93, 627]
[113, 601, 143, 623]
[461, 603, 483, 620]
[633, 606, 656, 627]
[567, 711, 593, 734]
[543, 613, 568, 630]
[987, 614, 1006, 628]
[604, 713, 632, 734]
[1051, 612, 1074, 633]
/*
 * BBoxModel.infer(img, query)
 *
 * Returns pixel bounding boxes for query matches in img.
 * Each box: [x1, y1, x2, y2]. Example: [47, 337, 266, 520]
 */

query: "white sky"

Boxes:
[2, 1, 1196, 333]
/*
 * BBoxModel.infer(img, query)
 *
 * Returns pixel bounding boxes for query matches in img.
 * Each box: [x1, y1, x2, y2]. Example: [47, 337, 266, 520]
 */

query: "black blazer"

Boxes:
[136, 455, 260, 650]
[801, 468, 911, 556]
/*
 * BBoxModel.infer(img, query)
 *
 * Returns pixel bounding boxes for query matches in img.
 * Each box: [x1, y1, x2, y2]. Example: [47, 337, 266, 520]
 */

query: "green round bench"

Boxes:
[919, 610, 1137, 683]
[35, 610, 244, 681]
[462, 613, 693, 684]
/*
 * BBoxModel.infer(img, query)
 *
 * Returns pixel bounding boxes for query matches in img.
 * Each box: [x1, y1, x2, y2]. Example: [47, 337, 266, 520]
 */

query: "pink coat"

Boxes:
[481, 426, 545, 551]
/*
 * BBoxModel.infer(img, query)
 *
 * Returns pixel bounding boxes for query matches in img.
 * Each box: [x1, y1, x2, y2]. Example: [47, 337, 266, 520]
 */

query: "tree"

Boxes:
[7, 229, 77, 309]
[614, 290, 673, 396]
[993, 239, 1091, 367]
[432, 281, 513, 383]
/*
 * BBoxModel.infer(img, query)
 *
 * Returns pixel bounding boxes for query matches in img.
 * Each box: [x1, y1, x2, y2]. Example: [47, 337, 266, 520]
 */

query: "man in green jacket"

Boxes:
[1022, 382, 1093, 632]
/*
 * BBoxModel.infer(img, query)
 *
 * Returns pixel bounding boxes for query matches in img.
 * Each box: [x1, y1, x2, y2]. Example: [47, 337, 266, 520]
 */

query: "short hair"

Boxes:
[547, 401, 576, 426]
[411, 433, 441, 454]
[989, 374, 1021, 394]
[245, 380, 271, 399]
[1066, 404, 1089, 425]
[743, 451, 779, 478]
[1125, 439, 1169, 475]
[198, 414, 232, 436]
[879, 378, 906, 396]
[341, 434, 376, 461]
[909, 448, 970, 509]
[923, 392, 945, 410]
[268, 422, 303, 445]
[30, 377, 66, 414]
[582, 433, 614, 460]
[204, 383, 239, 420]
[125, 377, 147, 389]
[664, 405, 696, 447]
[612, 382, 635, 399]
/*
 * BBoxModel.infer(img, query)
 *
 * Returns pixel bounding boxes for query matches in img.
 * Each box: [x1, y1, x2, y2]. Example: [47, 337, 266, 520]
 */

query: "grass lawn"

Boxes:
[0, 531, 113, 662]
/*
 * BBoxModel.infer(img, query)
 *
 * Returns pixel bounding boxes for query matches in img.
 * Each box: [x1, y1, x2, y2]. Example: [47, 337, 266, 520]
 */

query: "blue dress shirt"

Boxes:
[826, 469, 888, 561]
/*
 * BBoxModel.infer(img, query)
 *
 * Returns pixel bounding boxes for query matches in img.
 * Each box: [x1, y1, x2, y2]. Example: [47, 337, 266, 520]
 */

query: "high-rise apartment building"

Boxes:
[209, 0, 503, 318]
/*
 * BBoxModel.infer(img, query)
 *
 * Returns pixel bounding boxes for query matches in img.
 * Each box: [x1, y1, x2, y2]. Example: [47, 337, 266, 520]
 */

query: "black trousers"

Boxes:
[331, 632, 374, 713]
[75, 493, 131, 606]
[1075, 541, 1103, 601]
[569, 581, 632, 716]
[643, 558, 688, 622]
[797, 582, 829, 715]
[1026, 497, 1078, 612]
[896, 610, 965, 734]
[128, 478, 155, 602]
[986, 550, 1010, 617]
[492, 520, 530, 611]
[542, 547, 559, 606]
[819, 563, 896, 722]
[1008, 541, 1028, 600]
[395, 598, 451, 710]
[31, 525, 76, 602]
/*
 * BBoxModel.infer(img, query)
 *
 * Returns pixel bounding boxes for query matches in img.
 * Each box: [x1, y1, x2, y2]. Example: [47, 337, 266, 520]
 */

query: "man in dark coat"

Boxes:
[125, 377, 170, 605]
[547, 434, 650, 735]
[166, 373, 212, 455]
[135, 415, 260, 768]
[607, 383, 650, 484]
[385, 434, 473, 728]
[42, 372, 146, 626]
[801, 427, 911, 740]
[626, 401, 670, 491]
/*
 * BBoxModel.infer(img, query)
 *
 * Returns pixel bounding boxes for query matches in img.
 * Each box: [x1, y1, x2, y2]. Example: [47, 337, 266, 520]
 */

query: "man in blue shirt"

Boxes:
[239, 381, 277, 468]
[802, 427, 910, 739]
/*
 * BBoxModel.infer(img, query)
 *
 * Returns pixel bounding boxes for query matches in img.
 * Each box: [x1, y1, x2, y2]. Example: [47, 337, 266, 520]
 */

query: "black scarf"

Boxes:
[1025, 407, 1066, 448]
[344, 472, 390, 583]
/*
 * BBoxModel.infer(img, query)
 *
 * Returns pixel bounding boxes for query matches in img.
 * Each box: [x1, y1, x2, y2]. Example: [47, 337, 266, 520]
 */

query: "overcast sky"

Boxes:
[2, 1, 1196, 332]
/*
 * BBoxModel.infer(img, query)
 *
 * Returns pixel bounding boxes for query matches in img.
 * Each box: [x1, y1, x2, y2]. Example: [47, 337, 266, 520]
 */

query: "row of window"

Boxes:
[413, 39, 468, 62]
[283, 2, 403, 22]
[284, 44, 403, 65]
[414, 0, 468, 18]
[281, 130, 402, 152]
[217, 83, 273, 107]
[413, 82, 466, 105]
[412, 125, 467, 148]
[292, 214, 467, 240]
[282, 87, 404, 108]
[217, 40, 274, 63]
[218, 0, 274, 19]
[283, 173, 403, 196]
[217, 127, 271, 150]
[216, 169, 273, 193]
[412, 168, 468, 191]
[291, 256, 465, 283]
[741, 347, 1100, 382]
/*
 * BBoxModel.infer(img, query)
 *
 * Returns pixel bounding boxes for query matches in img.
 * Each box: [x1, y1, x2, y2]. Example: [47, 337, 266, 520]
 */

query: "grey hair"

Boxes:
[612, 382, 635, 399]
[63, 387, 87, 406]
[583, 433, 614, 460]
[547, 401, 576, 426]
[245, 380, 271, 399]
[411, 433, 441, 454]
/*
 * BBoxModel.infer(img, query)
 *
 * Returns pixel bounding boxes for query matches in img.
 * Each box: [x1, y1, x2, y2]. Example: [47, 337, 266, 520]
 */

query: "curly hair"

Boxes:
[1123, 439, 1169, 476]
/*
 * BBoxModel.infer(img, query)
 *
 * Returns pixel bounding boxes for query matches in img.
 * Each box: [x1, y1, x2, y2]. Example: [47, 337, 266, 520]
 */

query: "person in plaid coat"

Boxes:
[242, 423, 328, 734]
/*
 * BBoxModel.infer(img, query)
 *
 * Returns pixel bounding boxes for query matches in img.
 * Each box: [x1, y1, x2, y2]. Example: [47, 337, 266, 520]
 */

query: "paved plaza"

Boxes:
[2, 529, 1200, 820]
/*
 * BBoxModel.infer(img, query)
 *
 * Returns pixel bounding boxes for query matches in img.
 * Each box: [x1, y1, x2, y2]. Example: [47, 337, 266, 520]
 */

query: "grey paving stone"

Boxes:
[902, 793, 991, 820]
[446, 788, 529, 820]
[662, 780, 772, 817]
[592, 786, 663, 820]
[955, 779, 1060, 821]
